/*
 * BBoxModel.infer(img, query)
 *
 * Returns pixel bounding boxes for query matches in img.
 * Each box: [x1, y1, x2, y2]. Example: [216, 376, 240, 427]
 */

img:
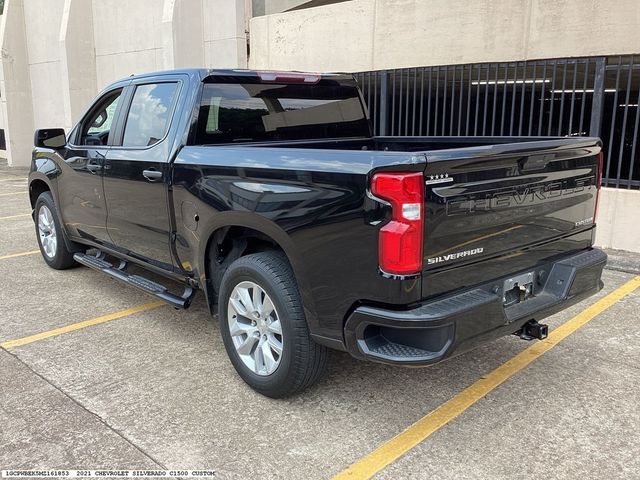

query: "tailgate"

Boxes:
[421, 138, 602, 276]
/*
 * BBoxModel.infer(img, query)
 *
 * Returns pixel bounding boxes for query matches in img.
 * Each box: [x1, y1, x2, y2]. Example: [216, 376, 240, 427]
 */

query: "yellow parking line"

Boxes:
[0, 192, 25, 196]
[0, 250, 40, 260]
[333, 275, 640, 480]
[0, 213, 31, 220]
[0, 301, 166, 350]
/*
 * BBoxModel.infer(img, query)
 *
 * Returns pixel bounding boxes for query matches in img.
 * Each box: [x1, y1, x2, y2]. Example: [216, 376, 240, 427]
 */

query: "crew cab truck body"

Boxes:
[30, 69, 606, 397]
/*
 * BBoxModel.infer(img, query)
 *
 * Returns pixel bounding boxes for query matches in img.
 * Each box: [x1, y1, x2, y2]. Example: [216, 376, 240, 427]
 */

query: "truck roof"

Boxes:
[119, 68, 353, 83]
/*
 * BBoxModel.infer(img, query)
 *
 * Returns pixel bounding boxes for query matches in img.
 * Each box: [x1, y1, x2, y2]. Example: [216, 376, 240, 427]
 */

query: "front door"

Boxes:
[58, 87, 124, 245]
[103, 80, 181, 268]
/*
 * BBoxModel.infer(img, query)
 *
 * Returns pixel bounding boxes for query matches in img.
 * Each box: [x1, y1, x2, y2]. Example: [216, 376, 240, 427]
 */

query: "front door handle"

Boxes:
[142, 169, 163, 182]
[86, 163, 103, 174]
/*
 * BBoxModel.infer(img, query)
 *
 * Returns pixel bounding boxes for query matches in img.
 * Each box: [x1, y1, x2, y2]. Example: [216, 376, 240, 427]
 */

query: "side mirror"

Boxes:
[34, 129, 66, 149]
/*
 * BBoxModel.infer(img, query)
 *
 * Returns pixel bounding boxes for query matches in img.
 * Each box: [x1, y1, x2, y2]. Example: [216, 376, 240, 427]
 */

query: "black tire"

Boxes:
[34, 191, 79, 270]
[218, 252, 328, 398]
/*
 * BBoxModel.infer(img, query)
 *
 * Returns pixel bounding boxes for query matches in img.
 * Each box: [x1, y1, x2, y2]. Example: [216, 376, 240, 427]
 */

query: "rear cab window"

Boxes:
[193, 78, 370, 144]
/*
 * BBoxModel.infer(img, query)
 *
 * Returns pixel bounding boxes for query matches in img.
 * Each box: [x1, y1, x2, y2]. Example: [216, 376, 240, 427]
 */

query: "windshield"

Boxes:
[193, 81, 370, 144]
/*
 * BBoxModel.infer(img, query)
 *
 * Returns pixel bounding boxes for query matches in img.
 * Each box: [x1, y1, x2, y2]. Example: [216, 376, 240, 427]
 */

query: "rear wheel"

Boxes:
[34, 192, 78, 269]
[218, 252, 328, 398]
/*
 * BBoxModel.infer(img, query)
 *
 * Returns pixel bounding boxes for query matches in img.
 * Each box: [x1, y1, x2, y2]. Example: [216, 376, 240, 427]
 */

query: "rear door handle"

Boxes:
[142, 169, 163, 182]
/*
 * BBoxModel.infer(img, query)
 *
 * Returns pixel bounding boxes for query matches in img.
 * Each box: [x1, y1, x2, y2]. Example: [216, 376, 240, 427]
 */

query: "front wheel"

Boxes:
[218, 252, 328, 398]
[34, 191, 78, 270]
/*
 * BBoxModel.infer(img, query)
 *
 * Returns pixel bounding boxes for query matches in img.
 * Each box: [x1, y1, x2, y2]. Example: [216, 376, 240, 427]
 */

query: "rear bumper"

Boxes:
[344, 248, 607, 365]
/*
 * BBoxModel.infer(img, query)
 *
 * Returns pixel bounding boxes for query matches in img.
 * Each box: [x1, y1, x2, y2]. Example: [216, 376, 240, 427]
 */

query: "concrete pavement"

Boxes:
[1, 167, 639, 479]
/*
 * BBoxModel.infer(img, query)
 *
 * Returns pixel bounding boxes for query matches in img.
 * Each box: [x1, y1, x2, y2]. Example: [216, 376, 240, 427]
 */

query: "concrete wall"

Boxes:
[595, 188, 640, 253]
[262, 0, 351, 15]
[249, 0, 640, 72]
[251, 0, 374, 72]
[0, 0, 250, 167]
[264, 0, 309, 14]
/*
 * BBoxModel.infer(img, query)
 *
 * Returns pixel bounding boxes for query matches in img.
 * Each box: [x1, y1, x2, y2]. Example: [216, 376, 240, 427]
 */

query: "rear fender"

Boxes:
[195, 211, 319, 330]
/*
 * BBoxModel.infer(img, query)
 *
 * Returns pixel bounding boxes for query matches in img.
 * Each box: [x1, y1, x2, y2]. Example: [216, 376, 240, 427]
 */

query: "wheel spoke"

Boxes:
[253, 341, 265, 373]
[229, 297, 248, 317]
[267, 335, 283, 356]
[252, 285, 264, 315]
[268, 319, 282, 335]
[229, 320, 254, 337]
[236, 333, 258, 356]
[237, 287, 254, 313]
[261, 341, 277, 371]
[261, 295, 275, 318]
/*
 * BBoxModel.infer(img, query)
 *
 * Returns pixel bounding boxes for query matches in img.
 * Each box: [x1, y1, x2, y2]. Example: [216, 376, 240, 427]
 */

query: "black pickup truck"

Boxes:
[30, 69, 606, 397]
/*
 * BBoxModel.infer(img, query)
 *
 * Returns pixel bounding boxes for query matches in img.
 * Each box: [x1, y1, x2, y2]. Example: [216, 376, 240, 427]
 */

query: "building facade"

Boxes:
[0, 0, 250, 168]
[251, 0, 640, 252]
[1, 0, 639, 251]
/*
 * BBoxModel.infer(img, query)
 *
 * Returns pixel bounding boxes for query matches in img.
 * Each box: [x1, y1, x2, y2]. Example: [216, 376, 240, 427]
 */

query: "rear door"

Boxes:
[421, 138, 601, 275]
[103, 76, 183, 268]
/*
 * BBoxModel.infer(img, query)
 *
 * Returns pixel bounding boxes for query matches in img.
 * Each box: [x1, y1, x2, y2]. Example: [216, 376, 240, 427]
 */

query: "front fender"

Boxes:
[29, 149, 63, 206]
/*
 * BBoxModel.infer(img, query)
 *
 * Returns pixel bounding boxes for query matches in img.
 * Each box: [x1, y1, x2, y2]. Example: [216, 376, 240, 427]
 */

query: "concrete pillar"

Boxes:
[162, 0, 205, 69]
[23, 0, 66, 130]
[203, 0, 248, 68]
[91, 0, 166, 88]
[0, 0, 35, 167]
[60, 0, 98, 130]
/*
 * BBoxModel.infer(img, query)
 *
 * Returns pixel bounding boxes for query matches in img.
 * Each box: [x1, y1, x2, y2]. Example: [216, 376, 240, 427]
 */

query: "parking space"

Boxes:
[1, 167, 639, 479]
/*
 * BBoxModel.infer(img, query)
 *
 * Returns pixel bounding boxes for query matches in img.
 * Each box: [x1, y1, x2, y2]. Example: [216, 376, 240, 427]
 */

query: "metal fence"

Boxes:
[355, 55, 640, 189]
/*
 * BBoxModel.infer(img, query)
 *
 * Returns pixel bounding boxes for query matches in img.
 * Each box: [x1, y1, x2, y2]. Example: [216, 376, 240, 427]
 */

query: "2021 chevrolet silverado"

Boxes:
[30, 69, 606, 397]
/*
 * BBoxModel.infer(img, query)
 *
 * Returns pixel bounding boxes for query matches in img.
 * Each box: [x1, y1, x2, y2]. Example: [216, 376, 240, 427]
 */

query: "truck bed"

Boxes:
[175, 133, 600, 311]
[218, 135, 591, 153]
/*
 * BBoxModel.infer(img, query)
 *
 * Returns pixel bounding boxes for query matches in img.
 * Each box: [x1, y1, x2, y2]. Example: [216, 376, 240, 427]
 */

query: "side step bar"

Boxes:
[73, 252, 195, 309]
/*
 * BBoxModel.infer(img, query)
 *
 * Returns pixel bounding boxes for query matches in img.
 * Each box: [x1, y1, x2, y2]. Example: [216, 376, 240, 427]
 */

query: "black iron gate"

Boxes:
[355, 55, 640, 189]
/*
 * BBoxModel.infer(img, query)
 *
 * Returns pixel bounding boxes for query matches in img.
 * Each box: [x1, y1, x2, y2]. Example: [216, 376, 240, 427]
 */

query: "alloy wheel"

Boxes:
[227, 280, 283, 376]
[38, 205, 57, 259]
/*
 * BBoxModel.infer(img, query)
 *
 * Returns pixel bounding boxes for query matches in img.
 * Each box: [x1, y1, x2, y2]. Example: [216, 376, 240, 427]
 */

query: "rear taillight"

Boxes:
[594, 151, 603, 221]
[371, 172, 424, 276]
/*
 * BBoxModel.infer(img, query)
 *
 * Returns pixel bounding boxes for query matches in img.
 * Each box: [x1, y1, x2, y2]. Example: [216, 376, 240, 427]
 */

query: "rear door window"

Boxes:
[122, 83, 179, 147]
